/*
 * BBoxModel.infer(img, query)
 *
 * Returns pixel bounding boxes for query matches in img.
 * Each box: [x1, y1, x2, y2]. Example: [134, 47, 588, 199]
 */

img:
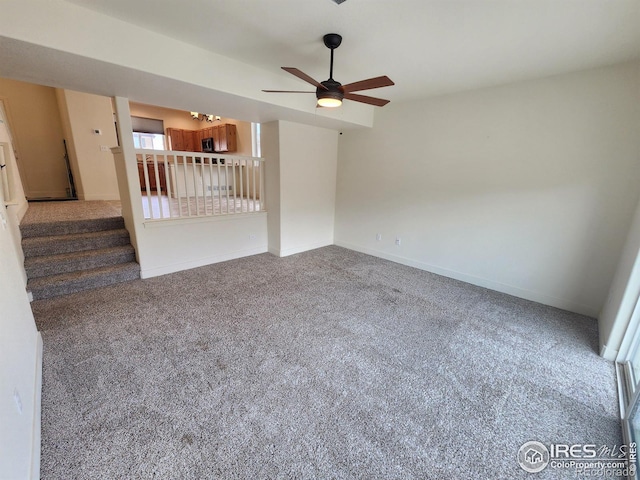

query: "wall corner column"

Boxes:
[112, 97, 145, 266]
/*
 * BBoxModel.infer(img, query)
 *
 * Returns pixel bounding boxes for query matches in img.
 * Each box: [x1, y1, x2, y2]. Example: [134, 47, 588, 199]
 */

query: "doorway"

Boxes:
[0, 79, 76, 201]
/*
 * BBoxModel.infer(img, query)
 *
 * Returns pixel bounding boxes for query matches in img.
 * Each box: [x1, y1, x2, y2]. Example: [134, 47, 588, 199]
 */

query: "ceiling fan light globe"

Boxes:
[317, 97, 342, 108]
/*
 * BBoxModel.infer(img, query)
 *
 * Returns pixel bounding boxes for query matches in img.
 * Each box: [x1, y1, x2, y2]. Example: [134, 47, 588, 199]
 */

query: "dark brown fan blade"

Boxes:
[262, 90, 315, 93]
[282, 67, 328, 90]
[344, 92, 390, 107]
[342, 75, 394, 93]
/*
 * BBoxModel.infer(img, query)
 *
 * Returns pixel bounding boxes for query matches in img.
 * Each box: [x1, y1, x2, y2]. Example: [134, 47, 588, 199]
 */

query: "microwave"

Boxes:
[202, 137, 214, 153]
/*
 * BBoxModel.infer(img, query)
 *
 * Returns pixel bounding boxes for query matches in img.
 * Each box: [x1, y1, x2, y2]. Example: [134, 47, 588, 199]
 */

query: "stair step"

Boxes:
[28, 262, 141, 301]
[20, 216, 125, 238]
[24, 245, 136, 279]
[22, 229, 131, 258]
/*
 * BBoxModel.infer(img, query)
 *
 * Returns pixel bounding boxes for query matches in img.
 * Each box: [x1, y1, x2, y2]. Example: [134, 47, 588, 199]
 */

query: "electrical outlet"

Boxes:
[395, 237, 401, 246]
[100, 145, 109, 152]
[249, 233, 256, 240]
[376, 233, 382, 241]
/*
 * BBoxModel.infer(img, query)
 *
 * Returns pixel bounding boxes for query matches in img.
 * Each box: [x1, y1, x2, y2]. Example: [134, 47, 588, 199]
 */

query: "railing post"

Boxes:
[260, 158, 266, 212]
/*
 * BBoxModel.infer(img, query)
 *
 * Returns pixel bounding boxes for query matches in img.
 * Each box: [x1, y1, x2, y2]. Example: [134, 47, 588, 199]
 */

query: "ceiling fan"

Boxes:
[262, 33, 394, 108]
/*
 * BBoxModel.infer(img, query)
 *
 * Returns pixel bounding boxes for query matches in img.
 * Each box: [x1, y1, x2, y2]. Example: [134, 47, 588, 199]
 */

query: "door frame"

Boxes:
[616, 296, 640, 480]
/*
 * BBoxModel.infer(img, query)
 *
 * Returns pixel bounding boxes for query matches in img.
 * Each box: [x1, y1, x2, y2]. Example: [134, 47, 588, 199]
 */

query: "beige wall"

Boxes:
[129, 102, 253, 156]
[57, 90, 119, 200]
[0, 78, 69, 199]
[335, 61, 640, 318]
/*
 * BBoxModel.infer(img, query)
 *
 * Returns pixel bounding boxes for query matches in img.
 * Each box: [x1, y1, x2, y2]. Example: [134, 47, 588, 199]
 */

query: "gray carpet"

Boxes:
[21, 212, 140, 300]
[32, 246, 621, 479]
[21, 200, 122, 225]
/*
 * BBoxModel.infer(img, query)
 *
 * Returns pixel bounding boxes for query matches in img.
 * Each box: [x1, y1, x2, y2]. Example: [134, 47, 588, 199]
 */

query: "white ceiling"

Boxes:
[64, 0, 640, 103]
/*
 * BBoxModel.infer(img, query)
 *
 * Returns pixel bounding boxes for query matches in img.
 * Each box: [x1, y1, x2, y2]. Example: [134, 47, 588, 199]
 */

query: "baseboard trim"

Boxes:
[601, 343, 619, 362]
[30, 332, 42, 480]
[26, 190, 68, 200]
[140, 245, 268, 278]
[278, 241, 333, 258]
[334, 241, 599, 317]
[81, 194, 121, 201]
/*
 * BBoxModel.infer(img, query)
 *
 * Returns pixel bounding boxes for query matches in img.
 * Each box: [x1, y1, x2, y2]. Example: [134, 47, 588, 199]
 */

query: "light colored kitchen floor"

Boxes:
[141, 193, 262, 220]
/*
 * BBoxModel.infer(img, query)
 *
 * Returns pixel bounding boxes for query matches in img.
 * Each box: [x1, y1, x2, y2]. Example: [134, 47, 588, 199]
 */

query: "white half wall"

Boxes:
[112, 98, 268, 279]
[137, 214, 268, 278]
[263, 120, 338, 257]
[0, 166, 41, 479]
[335, 61, 640, 318]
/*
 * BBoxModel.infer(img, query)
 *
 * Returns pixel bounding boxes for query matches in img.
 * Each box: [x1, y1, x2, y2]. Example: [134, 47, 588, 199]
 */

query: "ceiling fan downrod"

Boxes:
[323, 33, 342, 81]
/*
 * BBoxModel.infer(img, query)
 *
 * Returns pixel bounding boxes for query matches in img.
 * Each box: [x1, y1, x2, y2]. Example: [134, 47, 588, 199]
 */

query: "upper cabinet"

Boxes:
[166, 128, 184, 151]
[194, 130, 204, 152]
[214, 124, 237, 153]
[166, 124, 237, 153]
[183, 129, 195, 152]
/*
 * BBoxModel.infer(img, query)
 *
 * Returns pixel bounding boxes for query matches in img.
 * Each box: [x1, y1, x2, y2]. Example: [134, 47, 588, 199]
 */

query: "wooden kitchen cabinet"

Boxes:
[212, 125, 221, 152]
[167, 128, 201, 152]
[194, 130, 204, 152]
[166, 124, 237, 153]
[183, 129, 195, 152]
[138, 161, 166, 193]
[166, 128, 184, 151]
[213, 124, 237, 153]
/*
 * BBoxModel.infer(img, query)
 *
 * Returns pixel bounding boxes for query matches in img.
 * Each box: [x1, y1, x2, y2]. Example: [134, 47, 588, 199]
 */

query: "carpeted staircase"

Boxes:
[21, 216, 140, 300]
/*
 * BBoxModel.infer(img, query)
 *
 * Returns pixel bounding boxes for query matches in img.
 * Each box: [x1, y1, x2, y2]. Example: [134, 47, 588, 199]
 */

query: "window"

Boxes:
[131, 116, 165, 150]
[133, 132, 165, 150]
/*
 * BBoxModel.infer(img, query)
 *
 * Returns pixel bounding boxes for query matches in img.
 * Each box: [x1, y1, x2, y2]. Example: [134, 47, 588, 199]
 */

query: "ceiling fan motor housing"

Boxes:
[317, 79, 344, 102]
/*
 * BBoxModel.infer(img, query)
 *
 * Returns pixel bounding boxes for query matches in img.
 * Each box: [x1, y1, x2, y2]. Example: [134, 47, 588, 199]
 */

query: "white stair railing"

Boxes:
[0, 145, 10, 204]
[135, 149, 265, 220]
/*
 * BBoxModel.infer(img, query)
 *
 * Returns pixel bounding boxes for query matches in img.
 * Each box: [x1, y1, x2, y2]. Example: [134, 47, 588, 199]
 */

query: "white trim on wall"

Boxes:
[30, 333, 42, 480]
[336, 241, 600, 317]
